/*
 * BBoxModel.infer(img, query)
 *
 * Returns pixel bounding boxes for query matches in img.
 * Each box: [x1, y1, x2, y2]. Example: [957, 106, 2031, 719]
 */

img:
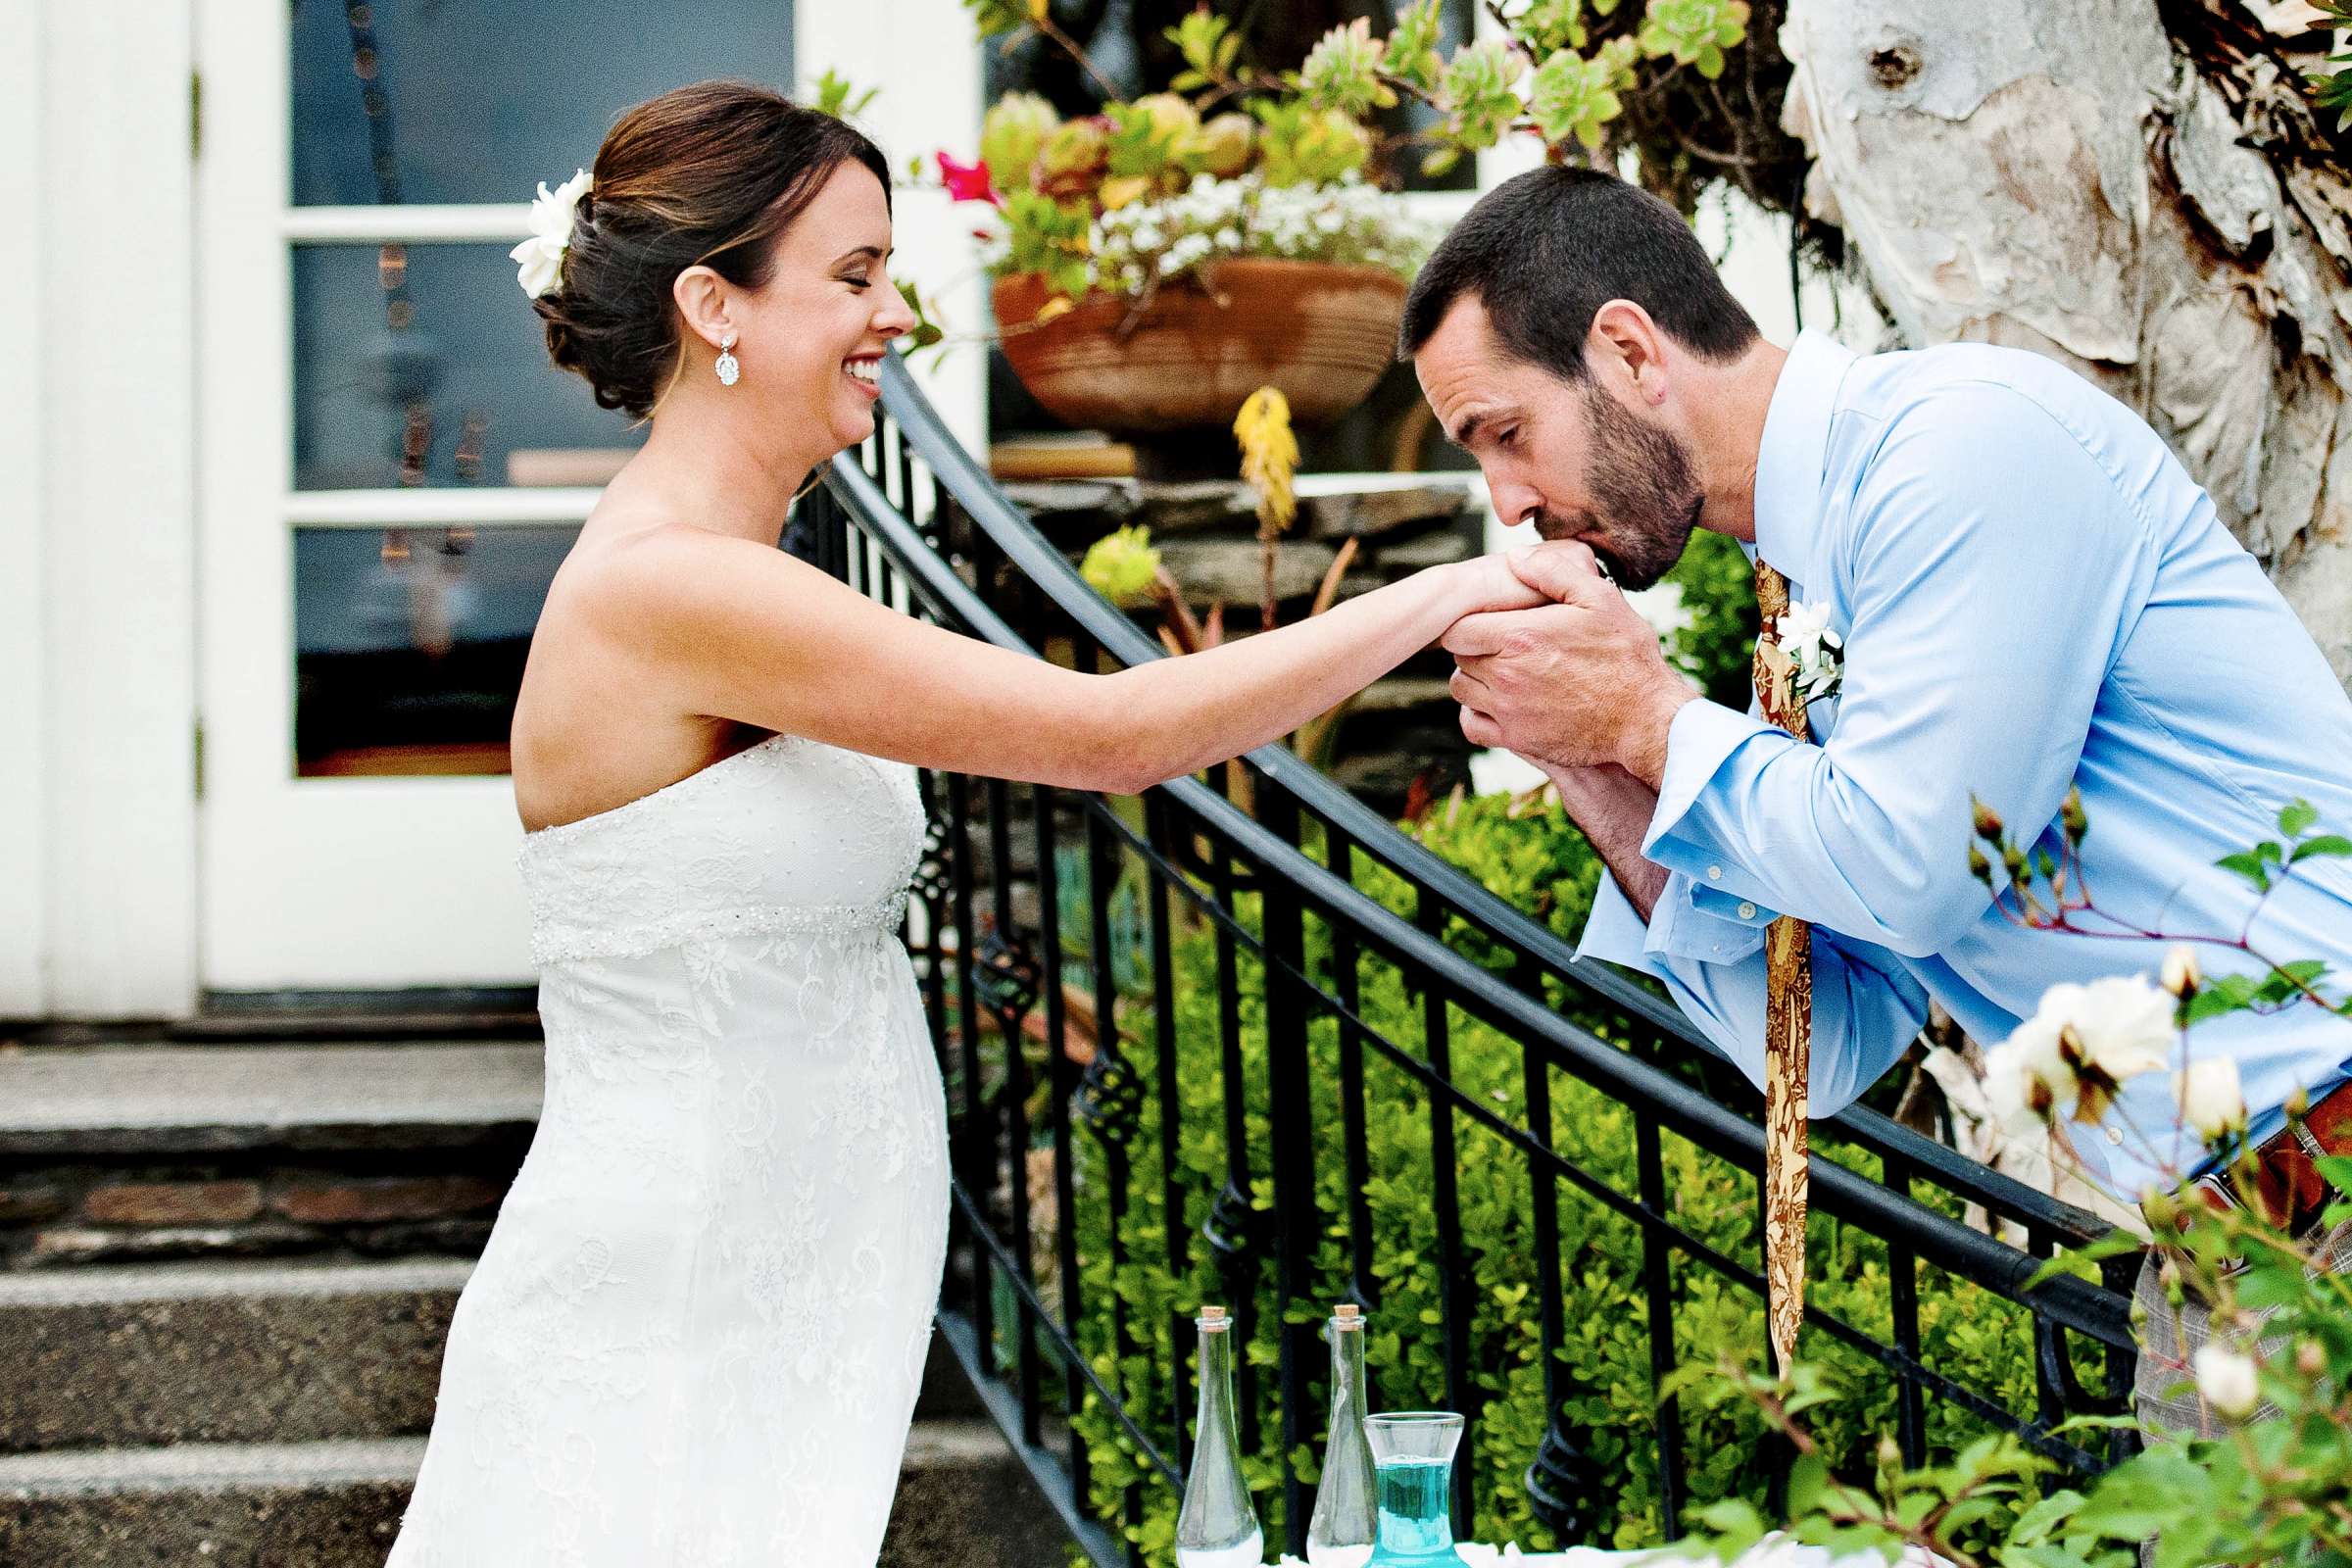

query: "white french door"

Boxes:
[193, 0, 794, 990]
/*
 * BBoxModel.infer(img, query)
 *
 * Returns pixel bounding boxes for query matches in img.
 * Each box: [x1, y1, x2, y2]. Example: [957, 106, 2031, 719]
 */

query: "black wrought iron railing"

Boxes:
[805, 356, 2138, 1566]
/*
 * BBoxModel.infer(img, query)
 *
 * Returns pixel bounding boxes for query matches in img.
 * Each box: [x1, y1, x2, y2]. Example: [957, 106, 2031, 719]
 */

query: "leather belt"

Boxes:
[2168, 1075, 2352, 1245]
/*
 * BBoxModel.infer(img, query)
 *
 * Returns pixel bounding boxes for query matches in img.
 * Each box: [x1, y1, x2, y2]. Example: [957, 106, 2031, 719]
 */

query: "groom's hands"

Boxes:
[1444, 542, 1696, 789]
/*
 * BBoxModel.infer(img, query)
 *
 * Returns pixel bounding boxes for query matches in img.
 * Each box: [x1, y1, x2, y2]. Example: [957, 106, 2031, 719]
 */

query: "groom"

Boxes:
[1401, 166, 2352, 1435]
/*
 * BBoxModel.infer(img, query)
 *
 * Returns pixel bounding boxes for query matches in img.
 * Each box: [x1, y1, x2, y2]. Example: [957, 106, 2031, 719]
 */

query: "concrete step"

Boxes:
[0, 1257, 467, 1452]
[0, 1254, 986, 1453]
[0, 1438, 418, 1567]
[0, 1043, 543, 1269]
[0, 1422, 1067, 1567]
[0, 1042, 544, 1159]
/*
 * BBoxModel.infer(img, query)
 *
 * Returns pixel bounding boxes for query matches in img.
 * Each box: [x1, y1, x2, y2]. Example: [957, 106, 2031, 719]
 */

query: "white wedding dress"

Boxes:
[385, 732, 952, 1568]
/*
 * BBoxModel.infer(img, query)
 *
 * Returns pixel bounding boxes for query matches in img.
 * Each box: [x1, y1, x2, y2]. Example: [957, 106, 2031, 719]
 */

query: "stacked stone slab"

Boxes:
[0, 1039, 1067, 1566]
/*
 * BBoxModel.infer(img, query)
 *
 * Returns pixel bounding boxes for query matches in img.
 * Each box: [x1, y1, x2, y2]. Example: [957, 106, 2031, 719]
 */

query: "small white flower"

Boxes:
[1773, 599, 1844, 702]
[2161, 944, 2201, 998]
[2047, 974, 2178, 1086]
[2174, 1054, 2246, 1142]
[2192, 1344, 2260, 1421]
[1986, 972, 2175, 1134]
[510, 167, 590, 299]
[1984, 1013, 2076, 1134]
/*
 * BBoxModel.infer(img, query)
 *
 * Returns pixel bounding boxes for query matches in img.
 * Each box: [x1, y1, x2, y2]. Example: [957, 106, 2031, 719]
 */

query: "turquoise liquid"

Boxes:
[1366, 1457, 1465, 1565]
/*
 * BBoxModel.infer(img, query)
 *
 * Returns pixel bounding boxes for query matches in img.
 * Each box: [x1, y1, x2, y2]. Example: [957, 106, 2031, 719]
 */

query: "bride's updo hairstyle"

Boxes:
[534, 80, 892, 418]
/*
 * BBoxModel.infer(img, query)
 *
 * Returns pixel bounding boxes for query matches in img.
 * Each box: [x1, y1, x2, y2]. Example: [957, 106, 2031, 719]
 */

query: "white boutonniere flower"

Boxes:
[1772, 600, 1844, 703]
[511, 168, 591, 299]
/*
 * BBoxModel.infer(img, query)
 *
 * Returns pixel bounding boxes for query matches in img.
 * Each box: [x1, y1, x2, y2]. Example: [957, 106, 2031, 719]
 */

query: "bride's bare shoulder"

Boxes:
[557, 516, 791, 621]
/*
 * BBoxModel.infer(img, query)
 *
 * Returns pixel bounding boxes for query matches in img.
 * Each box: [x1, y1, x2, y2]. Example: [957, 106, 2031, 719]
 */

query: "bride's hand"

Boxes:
[1441, 540, 1592, 620]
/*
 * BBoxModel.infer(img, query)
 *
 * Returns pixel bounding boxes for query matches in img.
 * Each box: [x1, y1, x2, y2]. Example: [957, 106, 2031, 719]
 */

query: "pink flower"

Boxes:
[937, 151, 1002, 208]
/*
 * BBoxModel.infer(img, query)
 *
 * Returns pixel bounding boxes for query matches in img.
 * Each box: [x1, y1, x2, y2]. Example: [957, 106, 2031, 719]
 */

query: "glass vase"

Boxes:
[1305, 1304, 1377, 1567]
[1363, 1412, 1469, 1567]
[1175, 1305, 1262, 1568]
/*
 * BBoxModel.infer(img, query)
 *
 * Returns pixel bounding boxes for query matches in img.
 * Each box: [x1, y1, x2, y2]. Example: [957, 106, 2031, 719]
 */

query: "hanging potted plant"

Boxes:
[945, 0, 1761, 444]
[946, 9, 1444, 439]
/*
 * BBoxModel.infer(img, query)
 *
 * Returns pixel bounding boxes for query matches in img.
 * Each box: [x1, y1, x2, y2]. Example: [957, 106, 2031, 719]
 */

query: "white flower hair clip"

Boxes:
[1772, 599, 1844, 703]
[511, 169, 592, 300]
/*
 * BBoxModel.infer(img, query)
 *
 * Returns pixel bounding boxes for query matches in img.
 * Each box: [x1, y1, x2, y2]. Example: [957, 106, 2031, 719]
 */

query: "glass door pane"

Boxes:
[293, 523, 578, 776]
[292, 0, 797, 207]
[292, 241, 641, 490]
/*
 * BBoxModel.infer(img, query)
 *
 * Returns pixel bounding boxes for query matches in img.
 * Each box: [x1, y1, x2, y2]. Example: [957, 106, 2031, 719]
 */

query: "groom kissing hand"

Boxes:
[1403, 166, 2352, 1445]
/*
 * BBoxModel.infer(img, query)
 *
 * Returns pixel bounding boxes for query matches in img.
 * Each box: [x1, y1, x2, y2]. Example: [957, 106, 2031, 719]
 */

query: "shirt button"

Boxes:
[1738, 902, 1758, 920]
[1707, 865, 1724, 882]
[2105, 1126, 2123, 1147]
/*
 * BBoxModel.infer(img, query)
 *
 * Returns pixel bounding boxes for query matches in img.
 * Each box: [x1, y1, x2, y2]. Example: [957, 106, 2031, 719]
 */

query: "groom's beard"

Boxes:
[1565, 385, 1703, 591]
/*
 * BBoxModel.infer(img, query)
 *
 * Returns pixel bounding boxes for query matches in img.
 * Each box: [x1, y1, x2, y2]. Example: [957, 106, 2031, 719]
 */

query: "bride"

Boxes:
[385, 79, 1558, 1567]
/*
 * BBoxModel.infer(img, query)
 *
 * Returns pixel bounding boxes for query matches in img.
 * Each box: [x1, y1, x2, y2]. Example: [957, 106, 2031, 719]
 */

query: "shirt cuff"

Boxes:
[1577, 869, 1770, 971]
[1575, 871, 1662, 978]
[1641, 700, 1789, 905]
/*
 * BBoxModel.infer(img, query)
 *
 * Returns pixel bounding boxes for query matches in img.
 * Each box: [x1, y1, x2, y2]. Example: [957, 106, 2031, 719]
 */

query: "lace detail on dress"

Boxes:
[528, 893, 912, 966]
[386, 732, 950, 1568]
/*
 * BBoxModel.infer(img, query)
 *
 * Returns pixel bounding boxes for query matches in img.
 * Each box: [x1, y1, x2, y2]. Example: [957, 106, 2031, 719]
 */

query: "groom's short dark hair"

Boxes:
[1398, 166, 1760, 379]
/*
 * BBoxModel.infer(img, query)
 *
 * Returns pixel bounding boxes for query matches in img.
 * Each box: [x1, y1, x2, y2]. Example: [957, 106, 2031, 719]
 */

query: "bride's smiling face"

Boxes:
[678, 161, 916, 454]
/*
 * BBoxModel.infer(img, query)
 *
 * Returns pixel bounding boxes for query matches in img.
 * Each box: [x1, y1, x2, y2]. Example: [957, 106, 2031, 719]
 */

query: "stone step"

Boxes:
[0, 1043, 543, 1268]
[0, 1421, 1067, 1567]
[0, 1042, 544, 1159]
[0, 1256, 466, 1452]
[0, 1254, 985, 1452]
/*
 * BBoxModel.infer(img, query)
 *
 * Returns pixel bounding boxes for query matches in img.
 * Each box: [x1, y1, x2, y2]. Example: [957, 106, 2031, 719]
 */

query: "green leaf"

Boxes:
[2025, 1230, 2145, 1289]
[2185, 973, 2261, 1024]
[2291, 833, 2352, 861]
[2008, 1546, 2103, 1568]
[2278, 798, 2318, 837]
[2007, 1488, 2086, 1545]
[2253, 958, 2328, 1004]
[2314, 1153, 2352, 1199]
[1693, 1497, 1767, 1535]
[2215, 851, 2272, 892]
[2231, 1262, 2306, 1310]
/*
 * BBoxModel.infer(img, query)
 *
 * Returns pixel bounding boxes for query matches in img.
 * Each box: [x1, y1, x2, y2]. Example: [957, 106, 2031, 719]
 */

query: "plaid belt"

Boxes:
[2152, 1076, 2352, 1260]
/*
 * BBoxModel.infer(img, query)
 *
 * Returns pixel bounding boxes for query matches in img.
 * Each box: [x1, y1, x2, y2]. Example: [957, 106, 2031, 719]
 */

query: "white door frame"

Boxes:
[190, 0, 984, 994]
[1, 7, 201, 1020]
[194, 2, 581, 990]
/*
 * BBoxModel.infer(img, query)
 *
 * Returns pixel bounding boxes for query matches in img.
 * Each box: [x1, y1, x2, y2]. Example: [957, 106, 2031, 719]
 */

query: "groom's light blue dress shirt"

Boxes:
[1578, 331, 2352, 1199]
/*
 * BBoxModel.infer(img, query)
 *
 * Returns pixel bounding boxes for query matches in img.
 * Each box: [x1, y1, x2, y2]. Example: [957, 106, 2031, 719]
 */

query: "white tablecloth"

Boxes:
[1271, 1539, 1939, 1567]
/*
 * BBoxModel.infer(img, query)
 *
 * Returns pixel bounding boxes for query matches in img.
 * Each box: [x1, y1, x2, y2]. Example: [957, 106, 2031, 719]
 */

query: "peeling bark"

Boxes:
[1781, 0, 2352, 683]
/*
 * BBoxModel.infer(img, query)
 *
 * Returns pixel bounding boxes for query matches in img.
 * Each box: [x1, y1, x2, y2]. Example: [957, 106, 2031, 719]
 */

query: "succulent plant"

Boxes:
[980, 92, 1059, 194]
[1031, 116, 1111, 202]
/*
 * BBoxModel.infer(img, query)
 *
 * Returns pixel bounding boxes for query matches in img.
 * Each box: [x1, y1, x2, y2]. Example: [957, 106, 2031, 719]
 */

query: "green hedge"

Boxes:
[1028, 790, 2074, 1563]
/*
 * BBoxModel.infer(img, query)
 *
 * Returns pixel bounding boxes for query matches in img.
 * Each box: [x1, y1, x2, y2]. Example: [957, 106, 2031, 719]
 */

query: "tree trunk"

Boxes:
[1780, 0, 2352, 684]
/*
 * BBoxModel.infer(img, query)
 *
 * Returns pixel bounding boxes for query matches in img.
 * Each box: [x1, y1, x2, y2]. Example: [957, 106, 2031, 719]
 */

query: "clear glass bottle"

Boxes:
[1175, 1304, 1263, 1568]
[1364, 1411, 1469, 1565]
[1306, 1304, 1378, 1567]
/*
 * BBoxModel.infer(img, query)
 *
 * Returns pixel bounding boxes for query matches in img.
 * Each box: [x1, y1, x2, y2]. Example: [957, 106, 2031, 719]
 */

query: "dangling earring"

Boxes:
[714, 333, 740, 387]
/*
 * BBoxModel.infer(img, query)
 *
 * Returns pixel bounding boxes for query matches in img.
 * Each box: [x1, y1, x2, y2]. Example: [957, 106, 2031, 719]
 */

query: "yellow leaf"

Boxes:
[1098, 174, 1152, 211]
[1035, 297, 1075, 323]
[1026, 0, 1048, 20]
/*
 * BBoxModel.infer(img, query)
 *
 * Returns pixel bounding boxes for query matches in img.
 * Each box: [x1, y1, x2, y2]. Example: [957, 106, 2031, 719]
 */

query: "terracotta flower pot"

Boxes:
[993, 259, 1408, 435]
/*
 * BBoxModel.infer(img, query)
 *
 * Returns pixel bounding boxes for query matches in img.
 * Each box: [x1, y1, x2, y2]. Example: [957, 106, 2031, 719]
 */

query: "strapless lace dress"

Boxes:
[384, 733, 951, 1567]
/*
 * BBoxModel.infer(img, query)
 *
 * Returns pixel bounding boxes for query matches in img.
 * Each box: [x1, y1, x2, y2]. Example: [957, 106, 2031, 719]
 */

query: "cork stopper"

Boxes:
[1332, 1303, 1361, 1327]
[1200, 1304, 1229, 1329]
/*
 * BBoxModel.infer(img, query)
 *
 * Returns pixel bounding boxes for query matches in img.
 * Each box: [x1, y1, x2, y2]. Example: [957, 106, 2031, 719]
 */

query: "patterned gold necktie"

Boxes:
[1752, 562, 1814, 1376]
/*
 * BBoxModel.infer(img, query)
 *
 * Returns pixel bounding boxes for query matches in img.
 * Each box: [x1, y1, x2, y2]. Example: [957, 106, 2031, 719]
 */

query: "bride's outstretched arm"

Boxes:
[590, 526, 1558, 794]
